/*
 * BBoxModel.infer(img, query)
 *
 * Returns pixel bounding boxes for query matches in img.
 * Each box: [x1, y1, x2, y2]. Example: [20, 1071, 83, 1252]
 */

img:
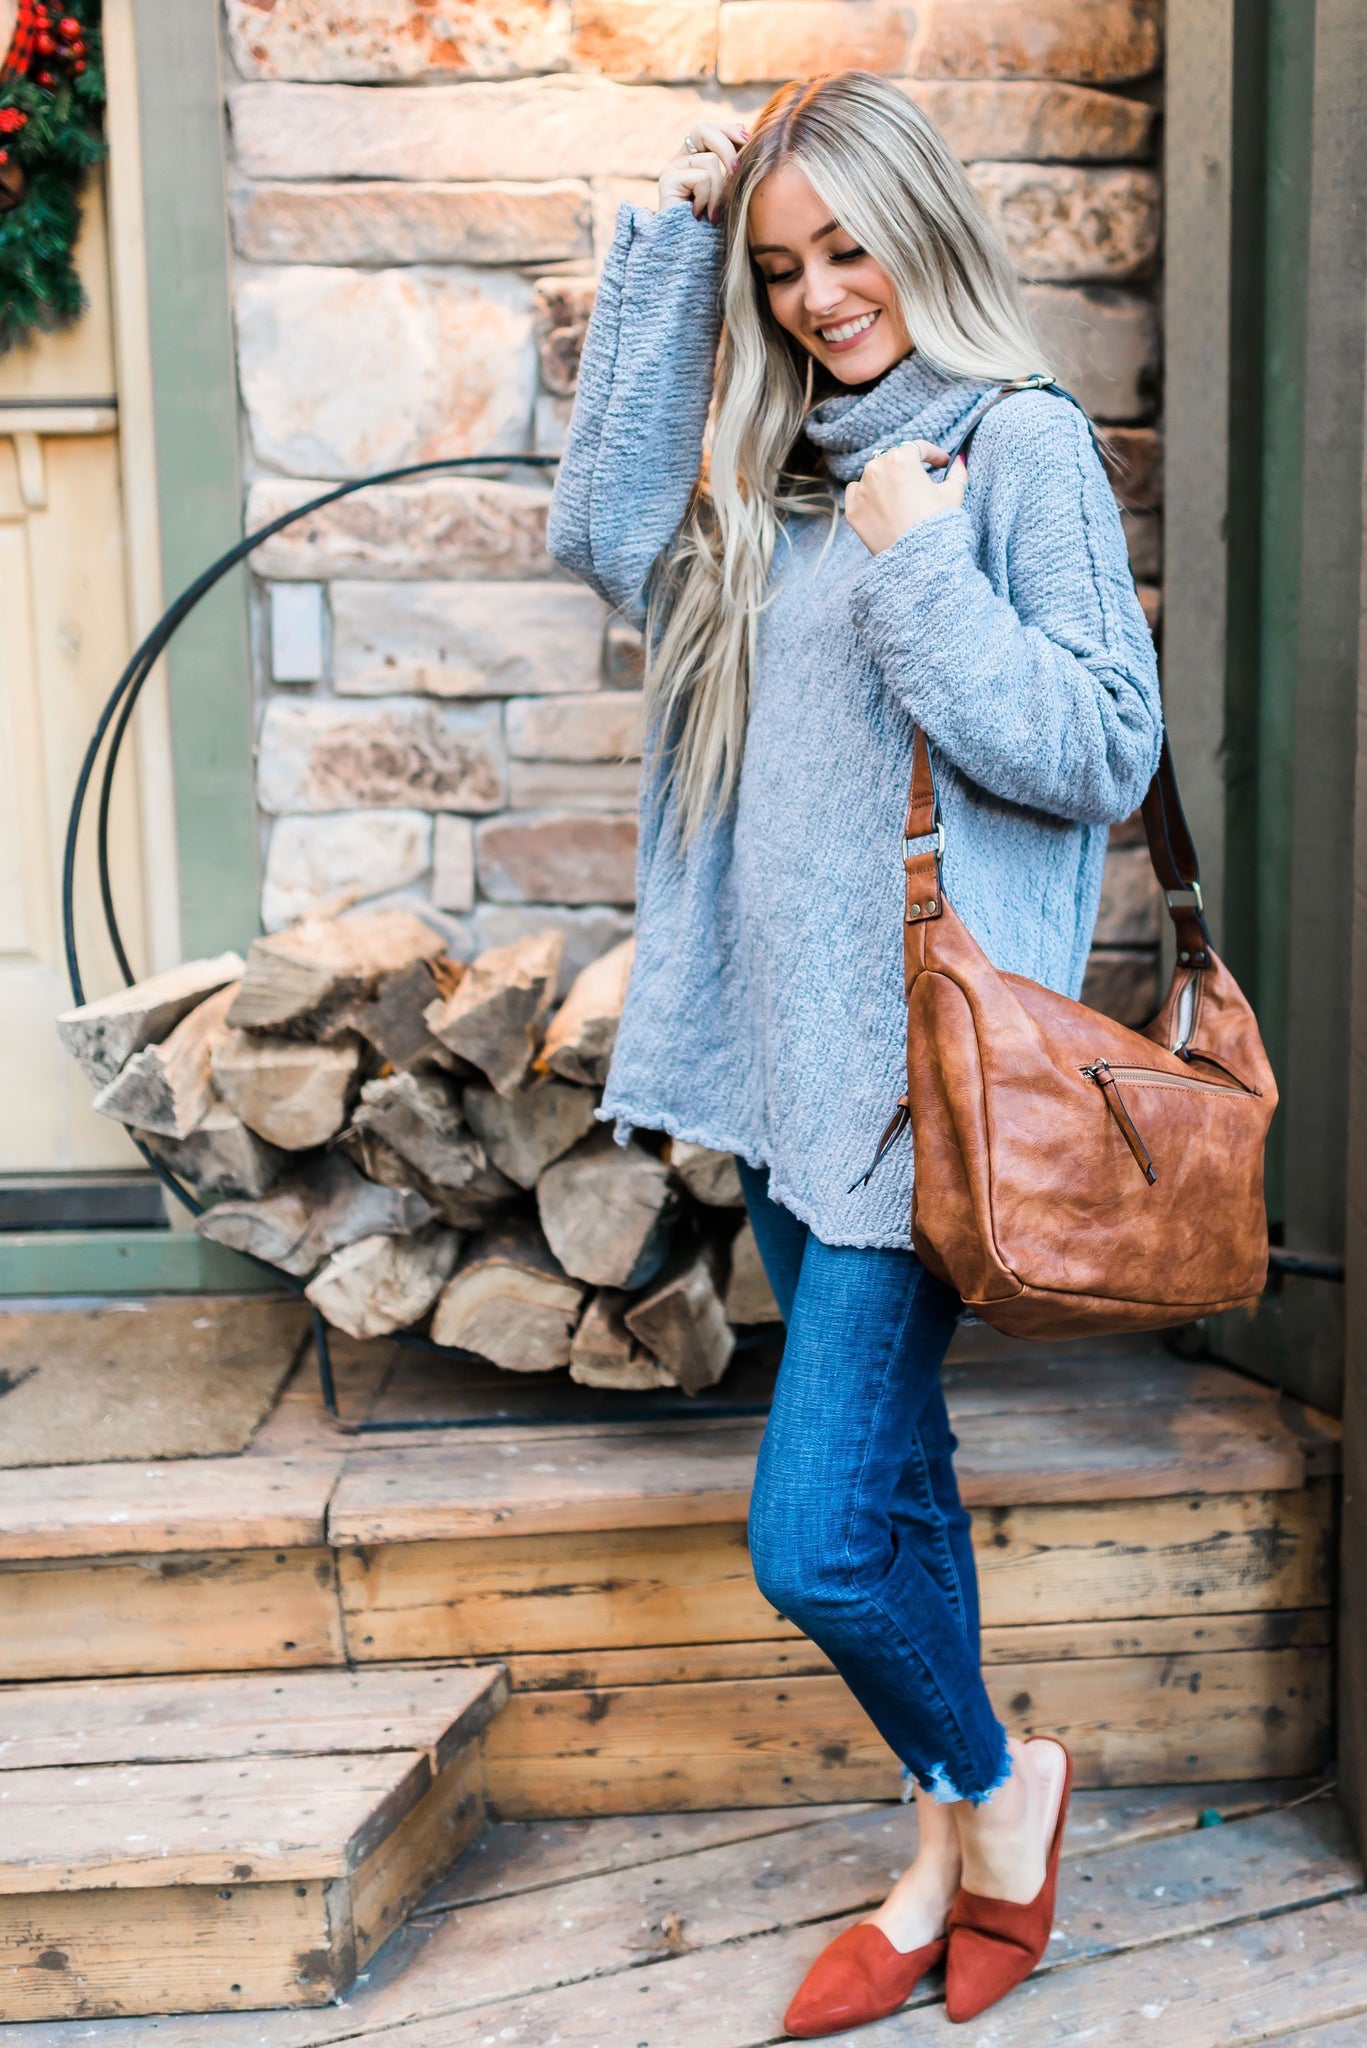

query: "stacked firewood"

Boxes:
[56, 913, 780, 1392]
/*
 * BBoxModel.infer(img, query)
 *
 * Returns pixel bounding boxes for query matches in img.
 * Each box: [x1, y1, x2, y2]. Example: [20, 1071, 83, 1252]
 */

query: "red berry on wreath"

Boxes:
[35, 32, 56, 54]
[60, 16, 82, 34]
[0, 151, 8, 166]
[36, 70, 55, 87]
[0, 109, 27, 133]
[70, 39, 86, 55]
[73, 58, 85, 72]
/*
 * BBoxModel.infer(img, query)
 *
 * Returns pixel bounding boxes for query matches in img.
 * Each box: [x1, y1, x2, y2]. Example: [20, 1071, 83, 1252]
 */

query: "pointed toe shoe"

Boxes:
[783, 1922, 947, 2038]
[944, 1740, 1074, 2024]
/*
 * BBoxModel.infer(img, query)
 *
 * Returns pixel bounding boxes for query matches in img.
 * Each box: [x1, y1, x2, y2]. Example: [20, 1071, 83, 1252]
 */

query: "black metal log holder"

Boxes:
[63, 453, 775, 1433]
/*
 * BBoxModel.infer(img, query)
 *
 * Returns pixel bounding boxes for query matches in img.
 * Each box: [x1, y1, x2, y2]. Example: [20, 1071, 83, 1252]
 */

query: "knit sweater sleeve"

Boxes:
[846, 389, 1162, 826]
[545, 199, 724, 622]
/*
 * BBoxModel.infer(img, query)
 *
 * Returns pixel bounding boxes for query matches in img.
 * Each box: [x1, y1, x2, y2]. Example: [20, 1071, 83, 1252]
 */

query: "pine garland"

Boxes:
[0, 3, 106, 355]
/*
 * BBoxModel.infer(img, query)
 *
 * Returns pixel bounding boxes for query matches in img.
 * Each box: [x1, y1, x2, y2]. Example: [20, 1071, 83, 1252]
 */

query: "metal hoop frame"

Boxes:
[63, 453, 774, 1431]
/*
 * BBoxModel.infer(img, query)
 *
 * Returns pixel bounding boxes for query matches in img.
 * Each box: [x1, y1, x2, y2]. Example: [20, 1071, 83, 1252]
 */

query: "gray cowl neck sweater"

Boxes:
[547, 200, 1162, 1249]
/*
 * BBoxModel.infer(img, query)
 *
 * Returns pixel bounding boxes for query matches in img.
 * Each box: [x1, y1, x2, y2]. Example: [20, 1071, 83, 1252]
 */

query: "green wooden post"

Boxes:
[132, 0, 259, 958]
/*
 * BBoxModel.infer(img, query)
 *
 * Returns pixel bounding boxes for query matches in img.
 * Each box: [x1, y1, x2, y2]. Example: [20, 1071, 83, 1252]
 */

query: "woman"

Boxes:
[546, 71, 1161, 2034]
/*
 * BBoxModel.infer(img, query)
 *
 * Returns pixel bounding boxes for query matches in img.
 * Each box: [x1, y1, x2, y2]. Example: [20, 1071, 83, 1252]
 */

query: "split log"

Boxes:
[430, 1220, 587, 1372]
[625, 1243, 735, 1395]
[670, 1139, 744, 1209]
[424, 929, 564, 1097]
[196, 1152, 435, 1278]
[305, 1224, 461, 1340]
[136, 1097, 285, 1201]
[569, 1288, 676, 1391]
[536, 1126, 675, 1289]
[227, 909, 446, 1035]
[335, 954, 467, 1073]
[56, 953, 245, 1088]
[462, 1078, 599, 1190]
[91, 984, 241, 1140]
[349, 1073, 518, 1224]
[724, 1218, 783, 1326]
[537, 936, 634, 1087]
[211, 1029, 362, 1150]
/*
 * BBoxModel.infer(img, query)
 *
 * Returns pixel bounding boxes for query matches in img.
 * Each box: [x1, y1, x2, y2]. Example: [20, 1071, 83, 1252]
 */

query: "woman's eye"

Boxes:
[761, 268, 801, 288]
[831, 246, 866, 264]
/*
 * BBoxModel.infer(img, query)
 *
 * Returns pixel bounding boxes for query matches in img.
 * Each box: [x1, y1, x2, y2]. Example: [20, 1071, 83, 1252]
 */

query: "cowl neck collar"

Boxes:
[803, 350, 996, 483]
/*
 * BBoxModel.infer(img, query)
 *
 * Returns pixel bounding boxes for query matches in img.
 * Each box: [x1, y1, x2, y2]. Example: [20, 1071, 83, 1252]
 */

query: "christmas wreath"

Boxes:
[0, 1, 106, 354]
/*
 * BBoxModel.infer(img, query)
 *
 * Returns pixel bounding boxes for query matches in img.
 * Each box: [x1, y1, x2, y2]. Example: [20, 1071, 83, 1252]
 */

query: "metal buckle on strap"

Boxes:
[903, 822, 945, 863]
[1166, 882, 1204, 913]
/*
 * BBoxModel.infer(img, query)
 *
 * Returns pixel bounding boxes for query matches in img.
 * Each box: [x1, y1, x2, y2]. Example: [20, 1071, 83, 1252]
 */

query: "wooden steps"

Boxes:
[0, 1345, 1339, 1813]
[0, 1665, 508, 2021]
[4, 1781, 1356, 2045]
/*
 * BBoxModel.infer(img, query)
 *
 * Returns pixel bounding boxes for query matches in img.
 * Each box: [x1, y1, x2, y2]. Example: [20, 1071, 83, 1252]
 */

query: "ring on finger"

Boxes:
[683, 132, 699, 152]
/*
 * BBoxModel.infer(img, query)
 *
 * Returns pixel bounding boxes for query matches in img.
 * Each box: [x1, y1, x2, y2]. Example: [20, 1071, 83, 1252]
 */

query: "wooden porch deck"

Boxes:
[0, 1301, 1354, 2033]
[0, 1779, 1361, 2045]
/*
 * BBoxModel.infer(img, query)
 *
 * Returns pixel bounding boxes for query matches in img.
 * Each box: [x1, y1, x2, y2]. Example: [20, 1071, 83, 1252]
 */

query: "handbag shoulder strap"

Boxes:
[902, 378, 1213, 969]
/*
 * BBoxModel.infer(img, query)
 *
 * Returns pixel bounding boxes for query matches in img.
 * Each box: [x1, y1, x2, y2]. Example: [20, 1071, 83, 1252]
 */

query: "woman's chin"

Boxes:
[812, 336, 911, 386]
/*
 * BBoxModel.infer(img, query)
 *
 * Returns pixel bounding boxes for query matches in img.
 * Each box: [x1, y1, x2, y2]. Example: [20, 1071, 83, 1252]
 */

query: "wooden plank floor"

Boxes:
[2, 1781, 1358, 2045]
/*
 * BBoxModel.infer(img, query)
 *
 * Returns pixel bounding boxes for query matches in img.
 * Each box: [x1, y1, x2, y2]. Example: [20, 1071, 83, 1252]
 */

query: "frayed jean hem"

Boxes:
[900, 1736, 1013, 1808]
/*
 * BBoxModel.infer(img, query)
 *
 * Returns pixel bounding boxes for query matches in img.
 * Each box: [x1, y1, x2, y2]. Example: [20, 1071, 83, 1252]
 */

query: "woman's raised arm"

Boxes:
[546, 149, 734, 621]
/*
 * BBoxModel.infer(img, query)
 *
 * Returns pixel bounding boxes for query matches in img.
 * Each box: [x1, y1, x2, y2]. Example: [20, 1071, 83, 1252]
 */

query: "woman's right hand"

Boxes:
[658, 120, 749, 223]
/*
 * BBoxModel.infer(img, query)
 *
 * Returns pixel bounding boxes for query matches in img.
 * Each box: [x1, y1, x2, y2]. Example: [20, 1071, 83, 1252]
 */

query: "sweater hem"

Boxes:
[593, 1097, 916, 1253]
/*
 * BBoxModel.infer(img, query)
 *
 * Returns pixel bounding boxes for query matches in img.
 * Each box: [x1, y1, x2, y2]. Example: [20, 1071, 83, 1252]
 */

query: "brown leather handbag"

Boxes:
[866, 726, 1277, 1341]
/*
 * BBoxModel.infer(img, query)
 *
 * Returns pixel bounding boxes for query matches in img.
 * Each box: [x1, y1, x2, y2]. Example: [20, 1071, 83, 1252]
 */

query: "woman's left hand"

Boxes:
[845, 442, 966, 555]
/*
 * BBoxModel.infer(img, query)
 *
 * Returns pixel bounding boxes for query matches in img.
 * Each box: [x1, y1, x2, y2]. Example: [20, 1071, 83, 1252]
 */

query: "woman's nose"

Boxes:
[803, 274, 843, 321]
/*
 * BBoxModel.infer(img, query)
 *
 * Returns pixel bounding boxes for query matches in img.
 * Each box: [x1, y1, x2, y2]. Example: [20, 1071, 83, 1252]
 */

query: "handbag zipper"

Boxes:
[1080, 1058, 1244, 1188]
[1080, 1060, 1157, 1184]
[848, 1094, 909, 1192]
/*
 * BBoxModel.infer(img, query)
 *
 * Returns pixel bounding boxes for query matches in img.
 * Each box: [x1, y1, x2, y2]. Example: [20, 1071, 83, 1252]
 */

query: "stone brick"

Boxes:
[1081, 947, 1160, 1028]
[590, 177, 658, 263]
[1021, 285, 1157, 422]
[1101, 426, 1161, 512]
[508, 761, 641, 809]
[604, 617, 646, 687]
[968, 164, 1160, 283]
[471, 904, 636, 995]
[912, 0, 1162, 84]
[248, 476, 556, 581]
[257, 699, 505, 815]
[331, 580, 607, 696]
[506, 692, 643, 761]
[534, 393, 576, 455]
[1093, 844, 1161, 948]
[261, 810, 433, 930]
[533, 276, 598, 397]
[1122, 511, 1161, 583]
[236, 266, 536, 479]
[229, 78, 746, 182]
[225, 0, 570, 81]
[476, 810, 638, 904]
[230, 180, 592, 267]
[432, 815, 477, 913]
[903, 81, 1154, 161]
[719, 2, 918, 82]
[571, 1, 718, 81]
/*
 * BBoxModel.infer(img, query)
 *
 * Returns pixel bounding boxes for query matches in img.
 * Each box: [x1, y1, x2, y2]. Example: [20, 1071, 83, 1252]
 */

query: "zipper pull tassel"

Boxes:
[848, 1096, 910, 1193]
[1083, 1060, 1157, 1185]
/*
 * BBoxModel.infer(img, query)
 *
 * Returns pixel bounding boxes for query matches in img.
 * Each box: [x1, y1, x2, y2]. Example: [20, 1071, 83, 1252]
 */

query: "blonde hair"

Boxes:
[642, 70, 1052, 846]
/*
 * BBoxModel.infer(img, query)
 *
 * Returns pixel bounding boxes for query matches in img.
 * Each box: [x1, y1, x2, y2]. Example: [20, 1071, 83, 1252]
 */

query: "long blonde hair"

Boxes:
[642, 70, 1052, 845]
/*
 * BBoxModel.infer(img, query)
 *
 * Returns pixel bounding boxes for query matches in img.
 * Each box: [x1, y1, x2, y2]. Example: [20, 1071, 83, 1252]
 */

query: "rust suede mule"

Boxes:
[944, 1739, 1074, 2024]
[783, 1923, 947, 2038]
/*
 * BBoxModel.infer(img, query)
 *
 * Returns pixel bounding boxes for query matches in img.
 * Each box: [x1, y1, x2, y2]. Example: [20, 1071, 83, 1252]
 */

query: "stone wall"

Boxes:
[223, 0, 1165, 1011]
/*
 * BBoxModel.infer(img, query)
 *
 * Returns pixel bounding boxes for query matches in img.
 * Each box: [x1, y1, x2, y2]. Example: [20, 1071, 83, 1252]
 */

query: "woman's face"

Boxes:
[747, 160, 912, 385]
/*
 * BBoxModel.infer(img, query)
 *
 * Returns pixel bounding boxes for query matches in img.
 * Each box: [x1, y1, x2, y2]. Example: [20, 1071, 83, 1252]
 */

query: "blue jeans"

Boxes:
[738, 1157, 1010, 1804]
